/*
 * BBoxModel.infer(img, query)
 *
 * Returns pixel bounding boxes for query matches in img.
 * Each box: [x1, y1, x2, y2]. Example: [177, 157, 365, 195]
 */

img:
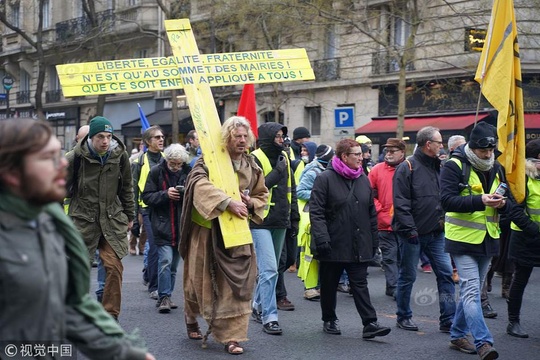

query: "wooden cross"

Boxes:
[57, 18, 315, 248]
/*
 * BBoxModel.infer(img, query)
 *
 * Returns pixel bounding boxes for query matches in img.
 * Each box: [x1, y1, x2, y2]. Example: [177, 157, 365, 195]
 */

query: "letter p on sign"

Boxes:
[334, 107, 354, 128]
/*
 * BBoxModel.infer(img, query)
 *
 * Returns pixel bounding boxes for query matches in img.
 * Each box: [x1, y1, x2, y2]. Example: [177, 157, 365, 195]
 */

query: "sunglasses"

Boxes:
[476, 136, 497, 148]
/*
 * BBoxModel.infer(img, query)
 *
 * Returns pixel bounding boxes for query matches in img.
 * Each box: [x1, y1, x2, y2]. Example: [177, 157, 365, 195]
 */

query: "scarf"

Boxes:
[332, 156, 364, 179]
[464, 144, 494, 172]
[0, 191, 125, 336]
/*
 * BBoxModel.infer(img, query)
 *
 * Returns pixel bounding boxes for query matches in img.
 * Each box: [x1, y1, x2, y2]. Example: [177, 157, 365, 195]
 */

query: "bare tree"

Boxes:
[0, 0, 47, 120]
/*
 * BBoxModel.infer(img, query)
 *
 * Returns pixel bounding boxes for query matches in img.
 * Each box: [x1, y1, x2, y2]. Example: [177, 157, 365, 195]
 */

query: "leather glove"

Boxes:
[275, 155, 288, 174]
[407, 235, 419, 245]
[131, 222, 140, 237]
[290, 221, 299, 238]
[316, 241, 332, 257]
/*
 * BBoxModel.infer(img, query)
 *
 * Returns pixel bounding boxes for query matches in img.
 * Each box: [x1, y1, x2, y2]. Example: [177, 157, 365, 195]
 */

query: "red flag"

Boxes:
[237, 84, 258, 138]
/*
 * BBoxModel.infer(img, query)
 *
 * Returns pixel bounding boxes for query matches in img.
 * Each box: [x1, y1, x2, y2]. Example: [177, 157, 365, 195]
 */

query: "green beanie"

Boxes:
[88, 116, 113, 138]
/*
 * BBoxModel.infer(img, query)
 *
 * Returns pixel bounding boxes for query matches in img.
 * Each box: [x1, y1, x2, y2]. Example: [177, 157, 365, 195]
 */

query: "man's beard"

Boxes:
[21, 171, 67, 206]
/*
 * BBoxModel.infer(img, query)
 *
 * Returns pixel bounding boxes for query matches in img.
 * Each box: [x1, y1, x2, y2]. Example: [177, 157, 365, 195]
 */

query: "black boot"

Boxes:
[507, 321, 529, 338]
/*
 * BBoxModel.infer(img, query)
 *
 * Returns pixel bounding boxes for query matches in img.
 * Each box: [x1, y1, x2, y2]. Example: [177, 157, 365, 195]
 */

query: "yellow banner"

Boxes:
[57, 49, 314, 97]
[475, 0, 526, 202]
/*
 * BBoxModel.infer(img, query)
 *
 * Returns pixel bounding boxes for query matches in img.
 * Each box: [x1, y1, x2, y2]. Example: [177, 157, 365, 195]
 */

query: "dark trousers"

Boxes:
[379, 230, 399, 292]
[319, 261, 377, 326]
[276, 228, 297, 300]
[507, 263, 533, 322]
[142, 209, 158, 293]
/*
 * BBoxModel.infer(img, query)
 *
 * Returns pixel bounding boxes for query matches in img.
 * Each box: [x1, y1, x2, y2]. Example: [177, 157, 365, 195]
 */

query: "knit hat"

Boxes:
[526, 139, 540, 159]
[88, 116, 113, 138]
[302, 141, 318, 162]
[469, 122, 496, 149]
[361, 144, 370, 154]
[315, 144, 334, 163]
[383, 138, 406, 151]
[355, 135, 372, 145]
[293, 126, 311, 140]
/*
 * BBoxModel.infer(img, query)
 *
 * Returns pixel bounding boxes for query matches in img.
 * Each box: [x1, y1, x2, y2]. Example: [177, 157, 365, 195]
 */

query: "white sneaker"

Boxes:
[304, 288, 320, 300]
[149, 290, 158, 300]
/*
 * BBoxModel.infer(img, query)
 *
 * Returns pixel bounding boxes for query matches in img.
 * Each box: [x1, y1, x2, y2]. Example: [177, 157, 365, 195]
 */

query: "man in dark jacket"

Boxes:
[392, 126, 455, 333]
[310, 138, 390, 338]
[142, 144, 190, 313]
[132, 125, 165, 300]
[290, 126, 311, 160]
[67, 116, 135, 320]
[251, 122, 300, 335]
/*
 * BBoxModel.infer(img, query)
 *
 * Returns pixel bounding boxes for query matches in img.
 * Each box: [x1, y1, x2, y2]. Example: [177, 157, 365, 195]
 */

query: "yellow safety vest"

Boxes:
[251, 148, 292, 218]
[445, 158, 501, 244]
[134, 152, 163, 208]
[511, 177, 540, 231]
[294, 161, 305, 184]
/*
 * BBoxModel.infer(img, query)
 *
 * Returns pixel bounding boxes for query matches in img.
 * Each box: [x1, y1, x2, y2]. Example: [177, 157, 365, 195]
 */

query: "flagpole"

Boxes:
[474, 0, 499, 126]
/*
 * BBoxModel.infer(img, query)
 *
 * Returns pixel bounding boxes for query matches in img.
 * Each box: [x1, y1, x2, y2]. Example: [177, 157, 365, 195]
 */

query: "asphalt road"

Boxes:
[84, 254, 540, 360]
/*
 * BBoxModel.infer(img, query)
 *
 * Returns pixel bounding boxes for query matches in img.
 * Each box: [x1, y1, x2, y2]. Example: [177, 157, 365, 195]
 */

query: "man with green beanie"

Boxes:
[66, 115, 135, 320]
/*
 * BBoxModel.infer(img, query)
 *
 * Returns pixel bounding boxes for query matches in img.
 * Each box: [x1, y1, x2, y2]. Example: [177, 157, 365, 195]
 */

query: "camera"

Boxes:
[176, 185, 185, 193]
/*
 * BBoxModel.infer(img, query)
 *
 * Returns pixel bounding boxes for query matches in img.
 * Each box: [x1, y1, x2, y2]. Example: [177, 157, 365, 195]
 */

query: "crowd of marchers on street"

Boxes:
[3, 114, 540, 360]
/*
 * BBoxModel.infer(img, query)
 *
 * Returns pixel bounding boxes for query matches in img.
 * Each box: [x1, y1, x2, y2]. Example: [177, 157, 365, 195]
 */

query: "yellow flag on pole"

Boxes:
[474, 0, 526, 203]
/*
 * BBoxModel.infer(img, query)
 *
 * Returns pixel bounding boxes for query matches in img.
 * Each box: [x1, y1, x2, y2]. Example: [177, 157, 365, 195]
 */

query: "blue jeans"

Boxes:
[142, 209, 158, 293]
[157, 245, 180, 299]
[95, 250, 105, 299]
[451, 254, 493, 348]
[251, 228, 286, 324]
[396, 231, 455, 325]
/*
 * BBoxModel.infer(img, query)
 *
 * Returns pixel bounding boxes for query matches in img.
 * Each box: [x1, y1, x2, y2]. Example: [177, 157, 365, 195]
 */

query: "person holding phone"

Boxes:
[440, 122, 507, 359]
[142, 144, 191, 313]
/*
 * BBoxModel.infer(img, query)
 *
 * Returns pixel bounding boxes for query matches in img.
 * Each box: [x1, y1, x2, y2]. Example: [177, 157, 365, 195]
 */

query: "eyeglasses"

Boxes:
[347, 152, 363, 156]
[476, 136, 497, 148]
[429, 139, 443, 145]
[386, 149, 402, 154]
[167, 161, 183, 168]
[153, 135, 165, 140]
[275, 134, 285, 139]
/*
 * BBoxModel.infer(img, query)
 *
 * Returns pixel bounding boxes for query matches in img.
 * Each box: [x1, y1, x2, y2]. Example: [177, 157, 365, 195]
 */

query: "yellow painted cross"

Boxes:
[56, 18, 315, 248]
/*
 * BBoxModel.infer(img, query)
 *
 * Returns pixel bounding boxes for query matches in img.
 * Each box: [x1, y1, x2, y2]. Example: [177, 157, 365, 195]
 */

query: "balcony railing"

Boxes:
[55, 10, 115, 43]
[46, 90, 62, 103]
[313, 58, 340, 81]
[372, 51, 415, 75]
[16, 91, 31, 104]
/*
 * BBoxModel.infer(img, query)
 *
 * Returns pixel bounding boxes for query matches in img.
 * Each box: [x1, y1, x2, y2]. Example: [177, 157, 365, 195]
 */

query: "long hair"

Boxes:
[221, 116, 255, 148]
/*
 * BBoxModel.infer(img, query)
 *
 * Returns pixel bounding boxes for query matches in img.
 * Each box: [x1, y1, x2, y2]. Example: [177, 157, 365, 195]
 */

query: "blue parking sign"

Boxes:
[334, 107, 354, 128]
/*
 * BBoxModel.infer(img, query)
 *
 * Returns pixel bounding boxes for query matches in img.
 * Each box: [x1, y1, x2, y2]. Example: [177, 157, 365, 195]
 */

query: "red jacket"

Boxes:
[368, 161, 400, 231]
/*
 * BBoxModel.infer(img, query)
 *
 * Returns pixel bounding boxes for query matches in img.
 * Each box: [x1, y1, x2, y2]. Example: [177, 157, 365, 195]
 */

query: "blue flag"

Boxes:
[137, 103, 150, 131]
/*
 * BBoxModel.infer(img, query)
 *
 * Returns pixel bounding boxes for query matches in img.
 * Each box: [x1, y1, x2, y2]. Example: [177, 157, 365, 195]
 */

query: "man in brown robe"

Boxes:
[180, 116, 268, 355]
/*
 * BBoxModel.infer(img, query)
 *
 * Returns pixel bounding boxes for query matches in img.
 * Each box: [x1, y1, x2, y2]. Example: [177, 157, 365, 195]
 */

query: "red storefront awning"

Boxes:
[355, 113, 490, 134]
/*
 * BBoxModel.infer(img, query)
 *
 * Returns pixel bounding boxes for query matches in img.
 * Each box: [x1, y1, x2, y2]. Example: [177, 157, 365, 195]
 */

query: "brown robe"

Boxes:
[180, 154, 268, 344]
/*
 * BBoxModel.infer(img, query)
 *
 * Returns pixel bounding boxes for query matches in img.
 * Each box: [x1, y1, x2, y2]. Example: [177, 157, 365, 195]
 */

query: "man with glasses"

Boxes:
[251, 122, 300, 335]
[66, 116, 135, 321]
[440, 122, 505, 358]
[392, 126, 456, 333]
[132, 125, 165, 301]
[368, 138, 407, 299]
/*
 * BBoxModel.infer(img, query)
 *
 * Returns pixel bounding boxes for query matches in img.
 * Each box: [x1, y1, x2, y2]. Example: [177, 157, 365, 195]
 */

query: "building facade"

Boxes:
[1, 0, 539, 154]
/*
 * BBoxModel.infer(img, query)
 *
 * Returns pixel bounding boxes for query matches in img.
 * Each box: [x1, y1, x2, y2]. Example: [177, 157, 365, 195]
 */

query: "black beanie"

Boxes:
[526, 139, 540, 159]
[315, 144, 334, 163]
[293, 126, 311, 140]
[469, 122, 497, 149]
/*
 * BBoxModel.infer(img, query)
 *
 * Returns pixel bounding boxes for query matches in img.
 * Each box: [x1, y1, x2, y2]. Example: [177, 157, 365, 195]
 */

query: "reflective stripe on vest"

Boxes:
[444, 158, 501, 244]
[251, 148, 292, 218]
[511, 177, 540, 231]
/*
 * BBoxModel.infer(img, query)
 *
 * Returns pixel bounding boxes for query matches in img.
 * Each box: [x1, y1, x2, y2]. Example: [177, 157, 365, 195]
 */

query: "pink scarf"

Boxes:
[332, 157, 363, 179]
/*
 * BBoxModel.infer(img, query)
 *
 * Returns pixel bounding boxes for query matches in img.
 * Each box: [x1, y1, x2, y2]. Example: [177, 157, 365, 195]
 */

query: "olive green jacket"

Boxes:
[66, 135, 135, 260]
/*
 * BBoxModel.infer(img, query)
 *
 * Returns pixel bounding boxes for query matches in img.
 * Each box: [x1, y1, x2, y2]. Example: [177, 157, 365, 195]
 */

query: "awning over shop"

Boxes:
[355, 113, 490, 134]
